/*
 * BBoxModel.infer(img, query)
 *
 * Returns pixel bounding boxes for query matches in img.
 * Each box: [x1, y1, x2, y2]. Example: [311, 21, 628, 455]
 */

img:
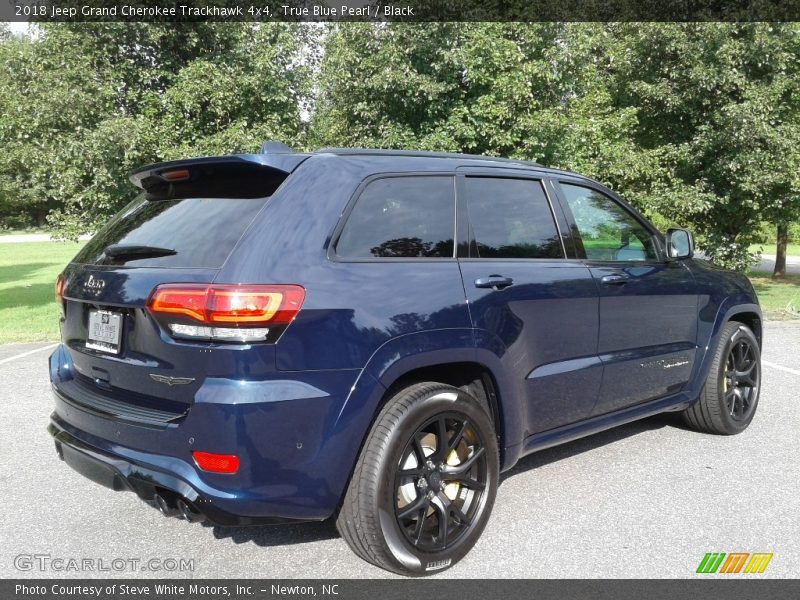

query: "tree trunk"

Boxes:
[773, 223, 788, 279]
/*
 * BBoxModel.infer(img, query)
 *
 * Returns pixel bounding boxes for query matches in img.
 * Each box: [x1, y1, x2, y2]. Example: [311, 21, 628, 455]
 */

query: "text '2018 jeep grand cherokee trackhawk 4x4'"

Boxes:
[49, 144, 762, 575]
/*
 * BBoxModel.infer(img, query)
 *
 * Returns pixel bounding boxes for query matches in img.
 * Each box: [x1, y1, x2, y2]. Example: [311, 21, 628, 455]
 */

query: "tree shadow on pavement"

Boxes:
[204, 413, 688, 548]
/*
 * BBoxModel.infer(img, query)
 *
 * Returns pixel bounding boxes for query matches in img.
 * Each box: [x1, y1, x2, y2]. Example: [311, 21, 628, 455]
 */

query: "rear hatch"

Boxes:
[54, 154, 306, 426]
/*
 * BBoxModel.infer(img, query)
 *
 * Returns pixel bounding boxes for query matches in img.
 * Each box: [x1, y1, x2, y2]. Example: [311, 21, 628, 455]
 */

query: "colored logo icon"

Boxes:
[696, 552, 773, 574]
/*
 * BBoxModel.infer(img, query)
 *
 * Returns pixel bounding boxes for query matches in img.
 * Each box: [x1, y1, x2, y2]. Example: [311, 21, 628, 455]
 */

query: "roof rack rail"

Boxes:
[260, 141, 294, 154]
[314, 147, 541, 167]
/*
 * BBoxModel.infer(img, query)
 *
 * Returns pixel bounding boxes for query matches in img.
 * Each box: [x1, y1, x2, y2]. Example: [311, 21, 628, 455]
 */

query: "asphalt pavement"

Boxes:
[1, 324, 798, 579]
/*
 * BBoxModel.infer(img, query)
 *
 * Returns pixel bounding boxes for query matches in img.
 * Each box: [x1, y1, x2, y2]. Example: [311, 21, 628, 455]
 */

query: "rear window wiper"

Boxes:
[103, 244, 177, 261]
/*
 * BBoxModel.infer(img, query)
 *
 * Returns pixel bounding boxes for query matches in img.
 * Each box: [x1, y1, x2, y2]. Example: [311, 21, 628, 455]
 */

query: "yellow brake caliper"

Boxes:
[444, 449, 461, 500]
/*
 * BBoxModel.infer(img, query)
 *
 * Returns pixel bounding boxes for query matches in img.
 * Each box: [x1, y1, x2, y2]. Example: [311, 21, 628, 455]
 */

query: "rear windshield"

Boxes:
[73, 195, 267, 268]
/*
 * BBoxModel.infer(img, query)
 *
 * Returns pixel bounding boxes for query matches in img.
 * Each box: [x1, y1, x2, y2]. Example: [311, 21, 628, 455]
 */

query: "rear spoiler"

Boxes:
[129, 153, 310, 199]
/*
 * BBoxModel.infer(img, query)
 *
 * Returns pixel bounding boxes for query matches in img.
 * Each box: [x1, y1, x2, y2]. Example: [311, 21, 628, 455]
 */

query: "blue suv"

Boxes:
[49, 144, 762, 575]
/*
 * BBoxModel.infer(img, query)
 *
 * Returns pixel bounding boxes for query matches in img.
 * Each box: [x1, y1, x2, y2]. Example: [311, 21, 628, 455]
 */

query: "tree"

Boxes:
[314, 23, 800, 272]
[607, 23, 800, 272]
[0, 23, 314, 236]
[313, 23, 689, 237]
[314, 23, 651, 186]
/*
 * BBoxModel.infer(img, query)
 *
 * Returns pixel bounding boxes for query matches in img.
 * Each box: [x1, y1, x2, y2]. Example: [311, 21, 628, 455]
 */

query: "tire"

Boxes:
[336, 382, 499, 576]
[682, 321, 761, 435]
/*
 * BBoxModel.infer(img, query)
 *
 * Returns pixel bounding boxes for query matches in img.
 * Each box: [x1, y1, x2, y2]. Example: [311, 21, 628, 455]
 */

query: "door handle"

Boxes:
[475, 275, 514, 290]
[600, 273, 629, 285]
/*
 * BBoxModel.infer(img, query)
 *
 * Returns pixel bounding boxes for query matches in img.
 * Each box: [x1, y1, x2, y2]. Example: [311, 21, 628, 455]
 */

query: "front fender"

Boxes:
[687, 299, 762, 401]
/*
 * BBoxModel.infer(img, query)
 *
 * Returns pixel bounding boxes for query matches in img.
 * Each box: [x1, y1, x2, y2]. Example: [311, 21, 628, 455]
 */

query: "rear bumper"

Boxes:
[48, 344, 382, 522]
[47, 418, 305, 526]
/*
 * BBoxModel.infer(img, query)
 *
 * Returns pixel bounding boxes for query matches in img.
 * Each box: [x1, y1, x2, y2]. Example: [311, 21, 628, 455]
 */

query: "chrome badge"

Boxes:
[149, 374, 195, 386]
[83, 274, 106, 295]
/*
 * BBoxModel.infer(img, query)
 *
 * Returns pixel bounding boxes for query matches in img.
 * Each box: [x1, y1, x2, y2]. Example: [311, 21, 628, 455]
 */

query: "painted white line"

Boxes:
[762, 360, 800, 377]
[0, 343, 58, 366]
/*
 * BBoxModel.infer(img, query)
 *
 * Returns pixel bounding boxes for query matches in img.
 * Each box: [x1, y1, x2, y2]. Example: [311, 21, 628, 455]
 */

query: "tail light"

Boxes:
[192, 451, 239, 474]
[147, 284, 305, 343]
[55, 274, 66, 317]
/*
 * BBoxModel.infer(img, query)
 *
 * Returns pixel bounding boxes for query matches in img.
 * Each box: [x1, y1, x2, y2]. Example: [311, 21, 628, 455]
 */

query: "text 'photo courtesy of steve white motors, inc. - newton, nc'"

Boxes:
[16, 3, 417, 19]
[15, 583, 339, 597]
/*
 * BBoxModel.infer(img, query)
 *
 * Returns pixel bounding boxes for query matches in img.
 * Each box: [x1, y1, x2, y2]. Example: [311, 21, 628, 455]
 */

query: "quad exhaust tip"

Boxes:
[177, 498, 206, 523]
[152, 492, 206, 523]
[153, 493, 181, 518]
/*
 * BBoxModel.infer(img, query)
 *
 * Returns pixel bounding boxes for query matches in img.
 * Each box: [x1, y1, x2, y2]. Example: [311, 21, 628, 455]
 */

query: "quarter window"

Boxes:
[464, 177, 563, 259]
[559, 183, 657, 262]
[336, 177, 456, 259]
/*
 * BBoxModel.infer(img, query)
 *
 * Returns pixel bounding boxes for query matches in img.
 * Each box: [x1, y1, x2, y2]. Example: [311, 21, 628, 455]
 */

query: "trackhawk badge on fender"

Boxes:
[640, 357, 690, 370]
[149, 374, 195, 386]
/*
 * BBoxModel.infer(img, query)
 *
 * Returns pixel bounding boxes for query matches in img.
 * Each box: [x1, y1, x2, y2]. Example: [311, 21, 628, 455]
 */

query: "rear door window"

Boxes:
[335, 176, 455, 259]
[464, 177, 564, 259]
[73, 196, 268, 268]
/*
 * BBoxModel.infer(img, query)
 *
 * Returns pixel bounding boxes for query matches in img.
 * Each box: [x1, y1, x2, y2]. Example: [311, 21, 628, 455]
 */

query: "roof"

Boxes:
[130, 142, 586, 190]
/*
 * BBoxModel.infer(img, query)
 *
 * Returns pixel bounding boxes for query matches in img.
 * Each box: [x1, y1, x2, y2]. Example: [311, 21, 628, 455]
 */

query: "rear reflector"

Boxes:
[192, 451, 239, 474]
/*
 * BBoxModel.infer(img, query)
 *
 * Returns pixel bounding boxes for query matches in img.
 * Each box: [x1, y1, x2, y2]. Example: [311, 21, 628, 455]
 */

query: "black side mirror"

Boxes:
[665, 228, 694, 260]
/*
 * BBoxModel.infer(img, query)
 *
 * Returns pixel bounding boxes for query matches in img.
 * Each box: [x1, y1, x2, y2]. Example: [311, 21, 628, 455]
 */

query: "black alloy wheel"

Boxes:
[394, 414, 488, 552]
[682, 321, 761, 435]
[722, 335, 759, 421]
[337, 382, 499, 575]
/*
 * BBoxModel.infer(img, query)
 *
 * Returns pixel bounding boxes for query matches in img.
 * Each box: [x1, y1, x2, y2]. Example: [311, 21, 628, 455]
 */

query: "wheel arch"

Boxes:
[351, 328, 520, 468]
[330, 355, 512, 518]
[380, 360, 505, 446]
[727, 309, 762, 349]
[688, 301, 763, 401]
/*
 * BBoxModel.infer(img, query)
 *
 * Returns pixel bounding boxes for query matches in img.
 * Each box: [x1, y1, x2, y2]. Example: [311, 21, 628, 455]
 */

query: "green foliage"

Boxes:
[0, 23, 313, 238]
[609, 23, 800, 269]
[1, 23, 799, 271]
[313, 23, 800, 271]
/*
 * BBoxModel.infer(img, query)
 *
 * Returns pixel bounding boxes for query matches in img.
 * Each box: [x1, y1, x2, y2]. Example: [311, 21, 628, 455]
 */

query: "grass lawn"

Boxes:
[747, 273, 800, 318]
[748, 243, 800, 257]
[0, 241, 84, 344]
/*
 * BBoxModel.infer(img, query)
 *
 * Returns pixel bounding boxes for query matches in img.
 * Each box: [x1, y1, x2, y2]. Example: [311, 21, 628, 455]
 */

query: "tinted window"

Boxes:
[464, 177, 563, 259]
[559, 183, 657, 261]
[73, 196, 267, 268]
[336, 177, 455, 258]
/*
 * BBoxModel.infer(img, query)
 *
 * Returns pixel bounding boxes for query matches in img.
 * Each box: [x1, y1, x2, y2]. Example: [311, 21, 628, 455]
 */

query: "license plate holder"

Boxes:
[86, 310, 123, 354]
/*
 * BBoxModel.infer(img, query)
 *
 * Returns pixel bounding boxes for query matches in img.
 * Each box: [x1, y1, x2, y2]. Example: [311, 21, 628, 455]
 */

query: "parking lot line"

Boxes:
[762, 360, 800, 377]
[0, 343, 58, 366]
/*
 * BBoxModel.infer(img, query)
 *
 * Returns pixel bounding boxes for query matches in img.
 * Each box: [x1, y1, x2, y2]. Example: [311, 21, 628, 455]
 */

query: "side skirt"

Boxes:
[517, 392, 693, 459]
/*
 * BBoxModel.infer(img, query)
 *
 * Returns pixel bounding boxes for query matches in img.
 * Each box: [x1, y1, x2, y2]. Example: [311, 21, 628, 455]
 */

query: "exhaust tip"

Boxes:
[177, 498, 206, 523]
[153, 493, 180, 518]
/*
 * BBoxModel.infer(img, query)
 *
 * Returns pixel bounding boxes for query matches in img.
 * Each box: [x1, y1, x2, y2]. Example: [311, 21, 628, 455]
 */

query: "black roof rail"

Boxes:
[314, 147, 542, 167]
[260, 141, 294, 154]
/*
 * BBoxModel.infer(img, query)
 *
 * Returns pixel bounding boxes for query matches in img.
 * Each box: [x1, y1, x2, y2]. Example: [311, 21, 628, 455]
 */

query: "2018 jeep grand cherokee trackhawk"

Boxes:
[48, 144, 762, 575]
